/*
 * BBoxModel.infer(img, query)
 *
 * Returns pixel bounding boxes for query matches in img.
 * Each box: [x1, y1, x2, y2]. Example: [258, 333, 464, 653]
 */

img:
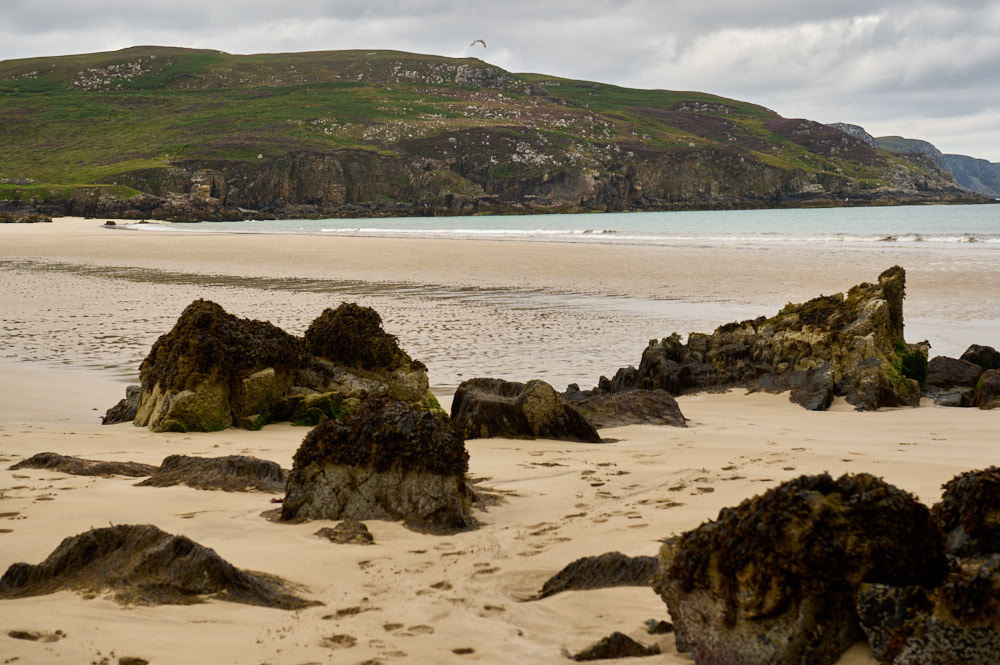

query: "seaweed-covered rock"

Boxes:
[933, 466, 1000, 556]
[315, 519, 374, 545]
[858, 557, 1000, 665]
[590, 267, 925, 411]
[565, 390, 686, 429]
[113, 300, 433, 432]
[970, 369, 1000, 409]
[451, 378, 601, 442]
[0, 524, 315, 609]
[133, 299, 302, 432]
[960, 344, 1000, 372]
[136, 455, 286, 493]
[571, 632, 661, 661]
[9, 452, 158, 477]
[653, 473, 947, 665]
[281, 396, 473, 531]
[538, 552, 659, 599]
[102, 385, 141, 424]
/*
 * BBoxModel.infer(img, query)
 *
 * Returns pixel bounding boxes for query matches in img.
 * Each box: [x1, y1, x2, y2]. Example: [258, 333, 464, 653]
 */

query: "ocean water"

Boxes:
[125, 203, 1000, 249]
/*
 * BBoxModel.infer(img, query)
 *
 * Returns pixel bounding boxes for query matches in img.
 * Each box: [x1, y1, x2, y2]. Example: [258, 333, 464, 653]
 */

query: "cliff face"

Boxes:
[0, 47, 989, 220]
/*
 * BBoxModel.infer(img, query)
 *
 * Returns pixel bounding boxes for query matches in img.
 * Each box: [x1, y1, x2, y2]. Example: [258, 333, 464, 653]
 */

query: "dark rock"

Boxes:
[9, 452, 158, 477]
[961, 344, 1000, 372]
[136, 455, 286, 493]
[133, 299, 302, 432]
[926, 356, 983, 388]
[538, 552, 659, 599]
[644, 619, 673, 635]
[569, 390, 686, 429]
[970, 369, 1000, 409]
[857, 557, 1000, 665]
[315, 520, 374, 545]
[653, 473, 947, 665]
[594, 267, 924, 411]
[451, 378, 601, 443]
[102, 384, 141, 424]
[0, 524, 315, 609]
[281, 396, 474, 532]
[933, 467, 1000, 556]
[114, 300, 433, 432]
[0, 212, 52, 223]
[571, 632, 661, 661]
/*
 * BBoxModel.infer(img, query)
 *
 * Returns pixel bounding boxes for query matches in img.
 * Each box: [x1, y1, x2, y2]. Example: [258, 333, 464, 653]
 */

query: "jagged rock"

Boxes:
[101, 384, 141, 424]
[594, 267, 924, 411]
[302, 303, 429, 403]
[9, 452, 158, 477]
[566, 390, 686, 429]
[970, 369, 1000, 409]
[112, 300, 433, 432]
[570, 632, 661, 661]
[0, 212, 51, 223]
[654, 473, 947, 665]
[451, 378, 601, 442]
[314, 520, 374, 545]
[0, 524, 315, 609]
[136, 455, 285, 493]
[281, 396, 474, 532]
[857, 557, 1000, 665]
[538, 552, 659, 599]
[926, 356, 983, 389]
[961, 344, 1000, 372]
[933, 467, 1000, 556]
[133, 299, 302, 432]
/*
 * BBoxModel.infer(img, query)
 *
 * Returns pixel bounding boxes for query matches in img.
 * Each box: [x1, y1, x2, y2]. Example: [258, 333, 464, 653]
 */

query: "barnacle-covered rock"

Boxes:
[653, 473, 946, 665]
[933, 466, 1000, 556]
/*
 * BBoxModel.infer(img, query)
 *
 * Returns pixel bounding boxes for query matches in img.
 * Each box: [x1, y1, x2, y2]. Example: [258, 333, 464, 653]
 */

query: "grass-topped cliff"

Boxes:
[0, 46, 984, 219]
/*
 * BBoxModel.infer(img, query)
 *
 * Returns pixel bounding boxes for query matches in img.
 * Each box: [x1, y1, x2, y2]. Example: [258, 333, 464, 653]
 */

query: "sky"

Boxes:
[3, 1, 998, 161]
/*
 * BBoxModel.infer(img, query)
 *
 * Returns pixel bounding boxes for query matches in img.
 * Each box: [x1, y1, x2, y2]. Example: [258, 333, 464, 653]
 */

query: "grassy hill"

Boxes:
[0, 46, 983, 219]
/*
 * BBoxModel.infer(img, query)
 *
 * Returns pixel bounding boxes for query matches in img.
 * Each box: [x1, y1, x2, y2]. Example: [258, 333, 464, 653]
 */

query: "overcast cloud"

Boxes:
[3, 0, 998, 160]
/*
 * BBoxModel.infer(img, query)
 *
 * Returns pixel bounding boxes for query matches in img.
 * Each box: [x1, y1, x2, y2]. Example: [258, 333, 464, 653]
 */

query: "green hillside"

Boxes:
[0, 46, 982, 219]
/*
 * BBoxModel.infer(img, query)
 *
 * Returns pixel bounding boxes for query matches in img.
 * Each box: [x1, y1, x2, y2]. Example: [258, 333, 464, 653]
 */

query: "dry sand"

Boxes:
[1, 217, 998, 664]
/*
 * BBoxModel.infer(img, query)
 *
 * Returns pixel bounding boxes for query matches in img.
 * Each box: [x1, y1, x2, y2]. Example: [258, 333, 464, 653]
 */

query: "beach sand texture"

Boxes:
[1, 217, 998, 664]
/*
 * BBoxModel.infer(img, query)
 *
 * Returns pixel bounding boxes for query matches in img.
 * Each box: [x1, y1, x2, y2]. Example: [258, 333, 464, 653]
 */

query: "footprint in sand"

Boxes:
[320, 634, 357, 649]
[7, 629, 65, 643]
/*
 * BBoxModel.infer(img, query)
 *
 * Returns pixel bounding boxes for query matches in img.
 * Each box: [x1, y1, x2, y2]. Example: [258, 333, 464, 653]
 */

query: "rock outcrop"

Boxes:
[653, 473, 947, 665]
[924, 355, 983, 406]
[9, 452, 158, 477]
[584, 267, 925, 411]
[857, 558, 1000, 665]
[102, 385, 141, 424]
[451, 378, 601, 443]
[538, 552, 659, 599]
[136, 455, 286, 493]
[112, 300, 433, 432]
[961, 344, 1000, 372]
[933, 467, 1000, 557]
[570, 632, 661, 661]
[0, 524, 315, 609]
[971, 369, 1000, 409]
[280, 396, 474, 532]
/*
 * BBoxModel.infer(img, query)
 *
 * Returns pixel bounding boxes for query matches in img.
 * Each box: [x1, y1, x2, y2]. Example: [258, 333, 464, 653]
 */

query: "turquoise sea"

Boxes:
[127, 203, 1000, 249]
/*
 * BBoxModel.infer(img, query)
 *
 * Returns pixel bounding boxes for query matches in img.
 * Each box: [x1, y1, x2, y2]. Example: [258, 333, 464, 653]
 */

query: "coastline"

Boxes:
[1, 216, 999, 664]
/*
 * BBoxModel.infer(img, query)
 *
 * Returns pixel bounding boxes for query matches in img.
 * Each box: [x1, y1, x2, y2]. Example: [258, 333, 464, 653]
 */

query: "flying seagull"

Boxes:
[470, 39, 486, 48]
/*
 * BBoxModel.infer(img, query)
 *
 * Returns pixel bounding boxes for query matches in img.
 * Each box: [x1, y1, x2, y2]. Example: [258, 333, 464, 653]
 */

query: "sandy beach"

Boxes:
[1, 217, 998, 664]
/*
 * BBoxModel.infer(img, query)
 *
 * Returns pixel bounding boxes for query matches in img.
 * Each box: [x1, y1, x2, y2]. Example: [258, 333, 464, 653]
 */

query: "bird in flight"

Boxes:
[470, 39, 486, 48]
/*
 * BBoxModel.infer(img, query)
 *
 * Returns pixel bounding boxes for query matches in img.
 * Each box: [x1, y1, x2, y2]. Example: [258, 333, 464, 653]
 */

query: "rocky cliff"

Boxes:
[0, 47, 988, 220]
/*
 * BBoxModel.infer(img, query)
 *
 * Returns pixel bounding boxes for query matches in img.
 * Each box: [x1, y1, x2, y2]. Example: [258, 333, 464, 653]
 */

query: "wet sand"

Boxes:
[1, 217, 998, 664]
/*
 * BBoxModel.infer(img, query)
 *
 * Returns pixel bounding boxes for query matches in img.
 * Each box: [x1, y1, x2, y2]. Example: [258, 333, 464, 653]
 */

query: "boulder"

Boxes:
[960, 344, 1000, 372]
[857, 557, 1000, 665]
[451, 378, 601, 443]
[281, 396, 474, 532]
[133, 299, 302, 432]
[111, 300, 433, 432]
[538, 552, 659, 599]
[314, 520, 374, 545]
[0, 524, 315, 609]
[653, 473, 947, 665]
[590, 267, 925, 411]
[932, 466, 1000, 556]
[564, 390, 686, 429]
[101, 384, 141, 424]
[924, 355, 983, 406]
[136, 455, 286, 493]
[970, 369, 1000, 409]
[9, 452, 158, 477]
